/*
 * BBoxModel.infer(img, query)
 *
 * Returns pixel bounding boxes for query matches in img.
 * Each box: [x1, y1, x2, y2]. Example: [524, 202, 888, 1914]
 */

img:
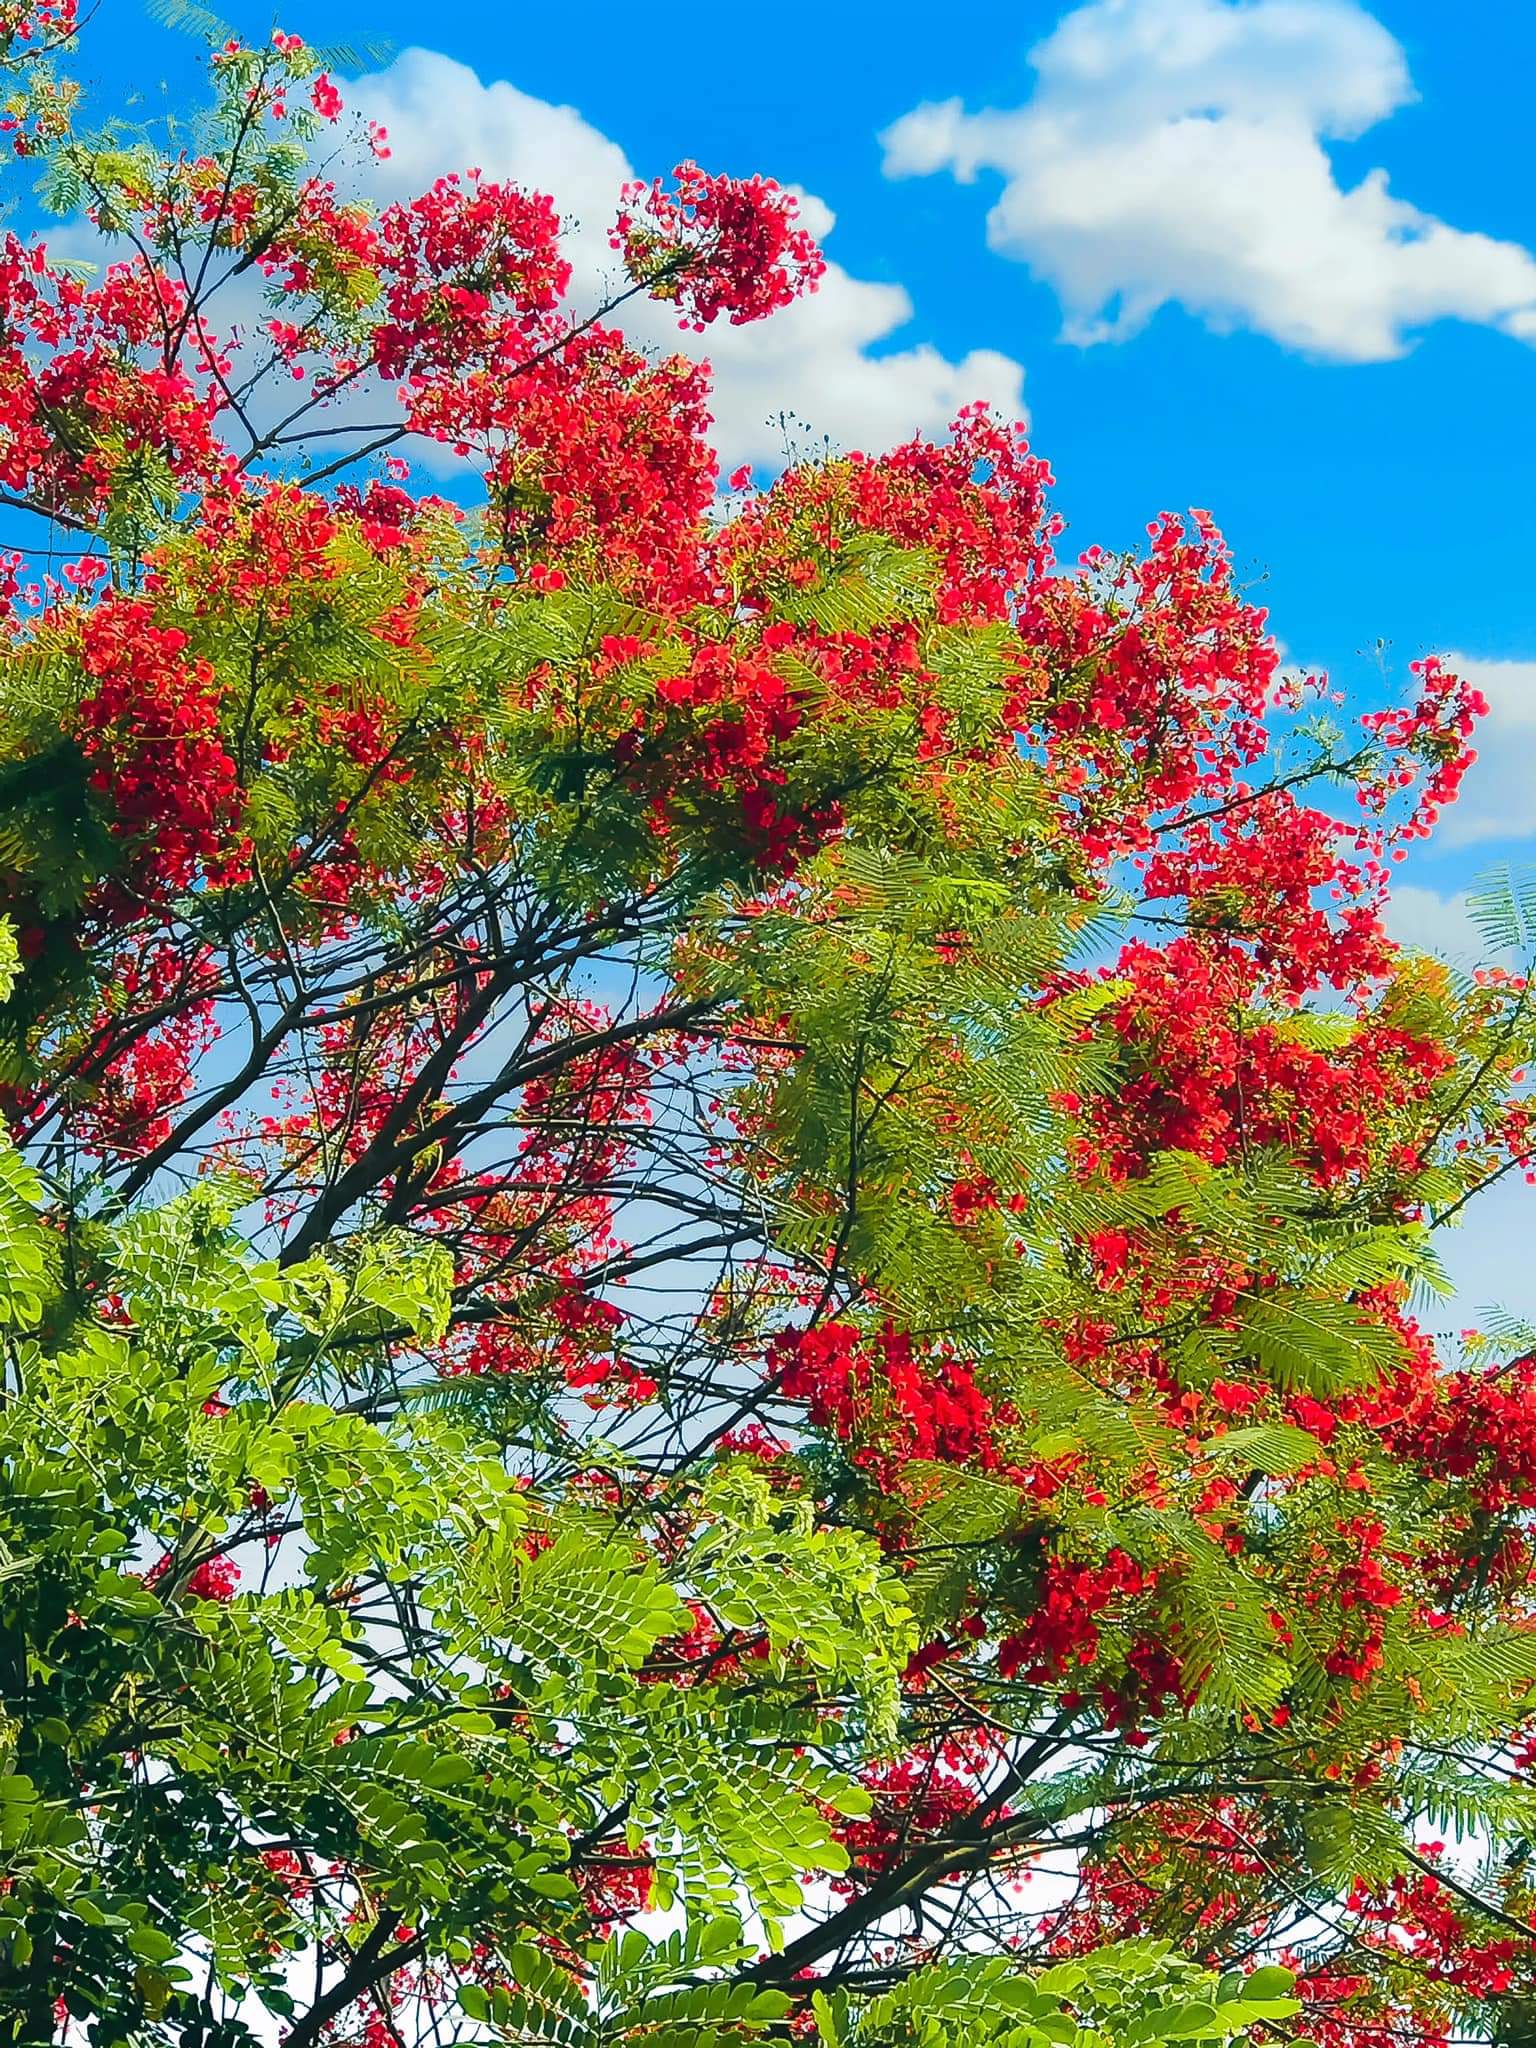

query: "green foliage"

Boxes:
[811, 1946, 1302, 2048]
[1468, 864, 1536, 959]
[0, 1126, 925, 2037]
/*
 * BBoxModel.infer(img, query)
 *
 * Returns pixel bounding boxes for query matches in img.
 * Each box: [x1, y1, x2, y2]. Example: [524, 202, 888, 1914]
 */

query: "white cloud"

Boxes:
[1384, 883, 1487, 962]
[346, 49, 1026, 470]
[1429, 654, 1536, 848]
[880, 0, 1536, 363]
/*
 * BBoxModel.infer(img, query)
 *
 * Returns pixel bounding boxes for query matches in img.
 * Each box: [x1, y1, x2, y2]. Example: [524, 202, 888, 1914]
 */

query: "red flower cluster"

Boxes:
[774, 1320, 998, 1484]
[369, 173, 570, 381]
[830, 1736, 998, 1892]
[1347, 1862, 1525, 1998]
[1309, 1518, 1405, 1685]
[1038, 510, 1275, 844]
[174, 483, 339, 611]
[577, 1849, 654, 1935]
[1393, 1355, 1536, 1512]
[75, 598, 245, 902]
[77, 987, 218, 1160]
[1360, 655, 1487, 842]
[0, 0, 77, 48]
[719, 405, 1057, 628]
[1139, 788, 1392, 994]
[0, 241, 224, 517]
[997, 1549, 1150, 1683]
[1043, 1797, 1275, 1950]
[612, 162, 825, 330]
[146, 1551, 240, 1602]
[1085, 937, 1451, 1183]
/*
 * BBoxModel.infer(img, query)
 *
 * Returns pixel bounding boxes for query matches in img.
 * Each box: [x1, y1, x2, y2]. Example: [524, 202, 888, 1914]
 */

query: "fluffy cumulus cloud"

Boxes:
[880, 0, 1536, 362]
[345, 49, 1026, 471]
[1385, 884, 1488, 963]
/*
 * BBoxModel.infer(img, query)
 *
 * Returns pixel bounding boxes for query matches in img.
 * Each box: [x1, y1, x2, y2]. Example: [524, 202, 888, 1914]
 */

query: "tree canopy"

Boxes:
[2, 11, 1536, 2048]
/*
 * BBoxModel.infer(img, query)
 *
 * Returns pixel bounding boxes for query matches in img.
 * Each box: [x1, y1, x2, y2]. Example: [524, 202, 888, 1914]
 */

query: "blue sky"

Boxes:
[58, 0, 1536, 1308]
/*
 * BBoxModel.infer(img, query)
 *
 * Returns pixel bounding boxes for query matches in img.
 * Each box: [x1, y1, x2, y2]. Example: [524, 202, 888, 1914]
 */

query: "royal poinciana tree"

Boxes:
[3, 10, 1536, 2048]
